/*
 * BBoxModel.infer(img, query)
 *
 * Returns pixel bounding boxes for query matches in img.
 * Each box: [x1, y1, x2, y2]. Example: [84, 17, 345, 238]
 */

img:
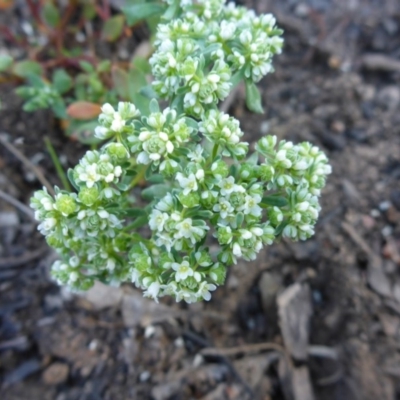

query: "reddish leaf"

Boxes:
[67, 101, 102, 120]
[0, 0, 13, 10]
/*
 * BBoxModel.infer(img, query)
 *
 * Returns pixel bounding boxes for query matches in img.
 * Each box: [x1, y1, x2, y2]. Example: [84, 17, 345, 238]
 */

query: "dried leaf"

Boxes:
[67, 101, 102, 120]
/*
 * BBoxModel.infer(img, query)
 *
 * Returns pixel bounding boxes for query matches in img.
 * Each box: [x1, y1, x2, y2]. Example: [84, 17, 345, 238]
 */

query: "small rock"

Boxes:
[379, 314, 399, 337]
[367, 256, 392, 297]
[386, 206, 400, 225]
[390, 190, 400, 211]
[0, 211, 19, 228]
[259, 271, 282, 311]
[121, 291, 178, 327]
[151, 380, 182, 400]
[331, 120, 346, 133]
[312, 104, 339, 119]
[393, 283, 400, 304]
[3, 359, 41, 387]
[382, 238, 400, 265]
[377, 86, 400, 110]
[42, 362, 69, 385]
[84, 281, 123, 310]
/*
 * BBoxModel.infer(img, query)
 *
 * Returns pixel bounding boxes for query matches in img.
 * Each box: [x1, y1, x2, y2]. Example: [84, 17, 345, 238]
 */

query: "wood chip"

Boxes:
[292, 366, 315, 400]
[42, 362, 69, 385]
[361, 54, 400, 72]
[277, 283, 312, 361]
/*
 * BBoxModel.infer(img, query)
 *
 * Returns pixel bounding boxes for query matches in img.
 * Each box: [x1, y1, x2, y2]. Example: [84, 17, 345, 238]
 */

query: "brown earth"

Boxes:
[1, 0, 400, 399]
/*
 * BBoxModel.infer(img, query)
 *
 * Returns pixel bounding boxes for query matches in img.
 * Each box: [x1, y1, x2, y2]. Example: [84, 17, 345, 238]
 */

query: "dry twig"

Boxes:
[0, 247, 48, 269]
[0, 133, 54, 195]
[0, 189, 35, 221]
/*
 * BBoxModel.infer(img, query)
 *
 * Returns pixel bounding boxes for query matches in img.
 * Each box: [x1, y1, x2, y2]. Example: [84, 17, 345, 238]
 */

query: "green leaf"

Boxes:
[194, 210, 213, 219]
[52, 69, 72, 94]
[141, 184, 170, 201]
[124, 208, 147, 217]
[101, 15, 125, 42]
[112, 66, 130, 99]
[122, 2, 166, 26]
[83, 3, 96, 20]
[162, 1, 179, 20]
[274, 220, 288, 236]
[236, 212, 244, 227]
[66, 120, 102, 145]
[13, 61, 43, 78]
[230, 69, 245, 87]
[245, 80, 264, 113]
[140, 85, 158, 99]
[79, 61, 95, 73]
[146, 174, 164, 184]
[246, 152, 259, 165]
[51, 97, 67, 118]
[149, 98, 159, 113]
[67, 168, 80, 191]
[126, 67, 150, 113]
[42, 2, 60, 28]
[128, 215, 148, 229]
[97, 60, 111, 73]
[131, 56, 151, 74]
[0, 55, 13, 72]
[261, 195, 288, 208]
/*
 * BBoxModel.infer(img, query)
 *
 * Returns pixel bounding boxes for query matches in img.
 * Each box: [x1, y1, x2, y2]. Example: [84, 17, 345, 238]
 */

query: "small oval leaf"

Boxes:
[67, 101, 102, 120]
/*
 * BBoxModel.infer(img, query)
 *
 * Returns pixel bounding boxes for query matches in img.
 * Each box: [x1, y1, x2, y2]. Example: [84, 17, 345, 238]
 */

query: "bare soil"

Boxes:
[1, 1, 400, 399]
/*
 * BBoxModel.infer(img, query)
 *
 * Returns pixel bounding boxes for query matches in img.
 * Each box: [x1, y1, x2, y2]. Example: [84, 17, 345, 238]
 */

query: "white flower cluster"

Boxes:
[151, 0, 283, 116]
[95, 102, 140, 140]
[149, 193, 209, 251]
[128, 107, 193, 165]
[199, 110, 248, 158]
[30, 1, 330, 304]
[255, 135, 332, 240]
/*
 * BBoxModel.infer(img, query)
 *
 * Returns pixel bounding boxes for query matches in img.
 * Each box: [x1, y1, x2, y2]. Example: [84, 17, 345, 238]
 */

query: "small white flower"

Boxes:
[197, 282, 217, 301]
[241, 194, 262, 217]
[139, 131, 152, 141]
[195, 169, 204, 181]
[219, 177, 235, 196]
[176, 173, 198, 195]
[101, 103, 114, 114]
[213, 198, 234, 219]
[149, 209, 169, 232]
[94, 126, 109, 139]
[175, 218, 207, 243]
[166, 141, 174, 153]
[232, 242, 242, 257]
[144, 281, 161, 302]
[110, 113, 125, 132]
[187, 145, 204, 163]
[137, 151, 150, 164]
[172, 260, 194, 282]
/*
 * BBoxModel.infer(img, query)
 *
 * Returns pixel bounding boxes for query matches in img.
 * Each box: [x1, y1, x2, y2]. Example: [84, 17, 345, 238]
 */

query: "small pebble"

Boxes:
[42, 362, 69, 385]
[382, 225, 393, 237]
[370, 209, 380, 218]
[144, 325, 156, 338]
[193, 354, 204, 367]
[140, 370, 151, 382]
[379, 201, 392, 211]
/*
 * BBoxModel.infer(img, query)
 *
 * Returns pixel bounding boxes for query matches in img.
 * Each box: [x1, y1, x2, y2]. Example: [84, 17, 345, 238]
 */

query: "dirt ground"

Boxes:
[1, 0, 400, 399]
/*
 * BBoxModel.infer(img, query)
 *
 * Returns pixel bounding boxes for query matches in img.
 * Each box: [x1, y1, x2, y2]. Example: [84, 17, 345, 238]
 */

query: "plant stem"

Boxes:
[129, 165, 148, 189]
[44, 136, 72, 191]
[211, 143, 219, 160]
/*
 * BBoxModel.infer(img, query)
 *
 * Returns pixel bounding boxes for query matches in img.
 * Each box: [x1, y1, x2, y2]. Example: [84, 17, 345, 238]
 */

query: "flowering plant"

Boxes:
[31, 0, 331, 303]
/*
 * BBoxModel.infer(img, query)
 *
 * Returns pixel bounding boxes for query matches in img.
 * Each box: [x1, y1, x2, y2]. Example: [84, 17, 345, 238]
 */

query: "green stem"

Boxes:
[211, 143, 219, 161]
[129, 165, 148, 189]
[44, 136, 72, 191]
